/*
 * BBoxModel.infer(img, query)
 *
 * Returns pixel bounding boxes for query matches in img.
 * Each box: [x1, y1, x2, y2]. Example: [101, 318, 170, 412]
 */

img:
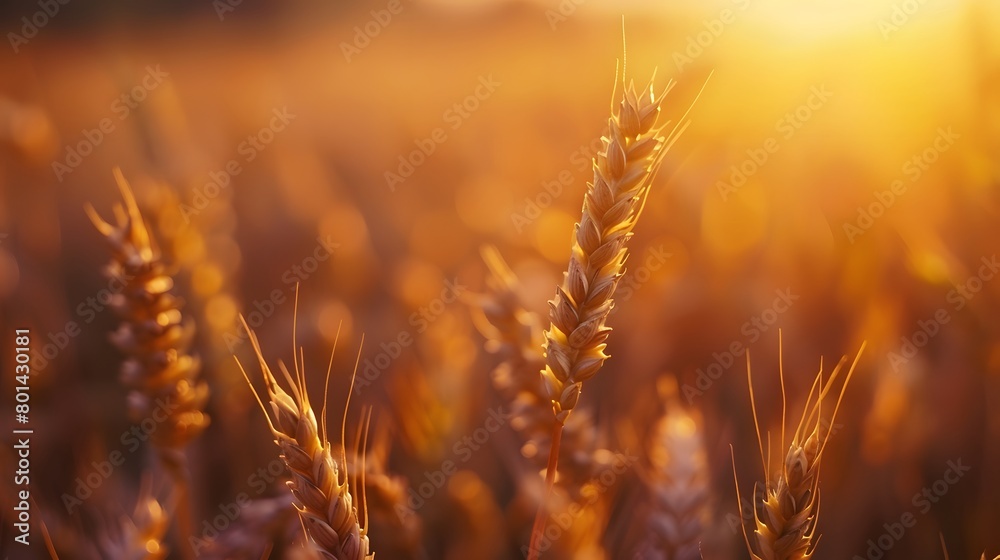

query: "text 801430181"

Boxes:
[13, 329, 33, 546]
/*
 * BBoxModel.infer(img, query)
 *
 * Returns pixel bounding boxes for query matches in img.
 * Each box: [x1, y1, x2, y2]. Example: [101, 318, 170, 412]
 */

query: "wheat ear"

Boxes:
[735, 339, 866, 560]
[86, 168, 209, 559]
[85, 169, 209, 452]
[633, 377, 709, 560]
[235, 298, 373, 560]
[540, 76, 681, 425]
[526, 70, 706, 560]
[86, 168, 211, 457]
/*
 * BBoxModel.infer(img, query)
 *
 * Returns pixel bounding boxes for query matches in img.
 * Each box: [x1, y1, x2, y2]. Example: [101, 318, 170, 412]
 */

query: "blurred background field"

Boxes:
[1, 0, 999, 558]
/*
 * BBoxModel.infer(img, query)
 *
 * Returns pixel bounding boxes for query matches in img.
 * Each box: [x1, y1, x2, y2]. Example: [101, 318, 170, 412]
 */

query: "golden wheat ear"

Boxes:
[540, 71, 710, 426]
[737, 336, 865, 560]
[631, 377, 709, 560]
[87, 168, 210, 454]
[87, 167, 209, 559]
[540, 76, 671, 426]
[527, 70, 710, 560]
[235, 288, 373, 560]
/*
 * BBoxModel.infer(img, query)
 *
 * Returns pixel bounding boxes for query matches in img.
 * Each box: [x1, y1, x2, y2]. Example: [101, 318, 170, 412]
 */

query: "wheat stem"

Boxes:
[526, 421, 563, 560]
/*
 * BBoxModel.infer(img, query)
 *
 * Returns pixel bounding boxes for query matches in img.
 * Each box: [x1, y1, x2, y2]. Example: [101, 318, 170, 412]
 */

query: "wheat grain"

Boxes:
[737, 340, 865, 560]
[236, 307, 373, 560]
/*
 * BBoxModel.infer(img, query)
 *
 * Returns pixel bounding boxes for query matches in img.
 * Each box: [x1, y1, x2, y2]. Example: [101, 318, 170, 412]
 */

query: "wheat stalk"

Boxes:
[86, 168, 209, 559]
[735, 339, 865, 560]
[526, 70, 706, 559]
[236, 301, 373, 560]
[632, 378, 709, 560]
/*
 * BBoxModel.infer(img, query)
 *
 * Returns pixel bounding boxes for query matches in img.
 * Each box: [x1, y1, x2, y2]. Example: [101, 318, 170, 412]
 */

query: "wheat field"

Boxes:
[1, 1, 999, 559]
